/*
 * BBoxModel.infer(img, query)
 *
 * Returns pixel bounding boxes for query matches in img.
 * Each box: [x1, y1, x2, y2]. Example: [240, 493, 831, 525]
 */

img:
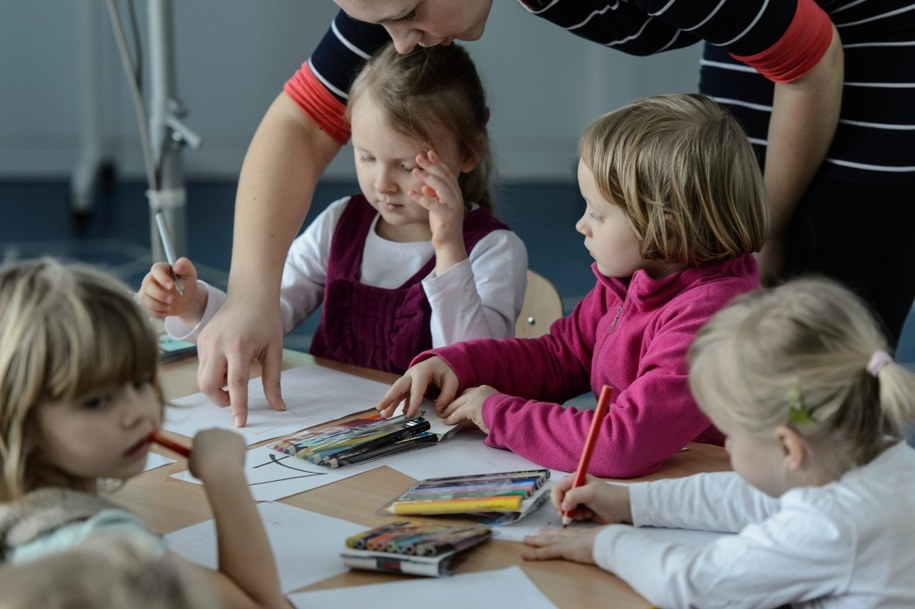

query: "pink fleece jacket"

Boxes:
[416, 254, 758, 477]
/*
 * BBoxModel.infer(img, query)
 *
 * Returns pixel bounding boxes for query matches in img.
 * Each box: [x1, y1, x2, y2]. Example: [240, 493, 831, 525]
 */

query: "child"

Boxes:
[378, 93, 770, 477]
[139, 42, 527, 378]
[0, 259, 289, 609]
[0, 534, 220, 609]
[522, 277, 915, 608]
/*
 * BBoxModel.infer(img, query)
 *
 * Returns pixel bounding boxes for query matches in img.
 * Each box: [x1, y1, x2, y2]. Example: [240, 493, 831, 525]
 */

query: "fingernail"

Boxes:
[234, 416, 244, 428]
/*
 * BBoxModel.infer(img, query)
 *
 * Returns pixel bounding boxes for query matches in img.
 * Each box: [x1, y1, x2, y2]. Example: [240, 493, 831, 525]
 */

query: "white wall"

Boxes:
[0, 1, 701, 183]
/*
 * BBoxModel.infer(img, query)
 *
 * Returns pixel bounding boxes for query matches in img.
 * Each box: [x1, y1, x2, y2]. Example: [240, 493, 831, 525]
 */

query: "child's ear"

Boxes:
[460, 153, 478, 174]
[459, 139, 481, 173]
[775, 424, 807, 471]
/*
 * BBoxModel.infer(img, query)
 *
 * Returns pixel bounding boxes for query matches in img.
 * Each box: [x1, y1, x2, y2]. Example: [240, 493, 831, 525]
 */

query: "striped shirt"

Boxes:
[287, 0, 915, 183]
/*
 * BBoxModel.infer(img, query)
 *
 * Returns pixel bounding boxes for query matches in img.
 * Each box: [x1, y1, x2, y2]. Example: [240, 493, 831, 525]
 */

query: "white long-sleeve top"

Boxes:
[166, 196, 528, 346]
[594, 442, 915, 609]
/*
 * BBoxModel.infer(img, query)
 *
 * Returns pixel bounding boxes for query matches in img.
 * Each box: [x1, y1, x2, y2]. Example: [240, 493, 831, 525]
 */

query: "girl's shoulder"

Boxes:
[2, 489, 152, 563]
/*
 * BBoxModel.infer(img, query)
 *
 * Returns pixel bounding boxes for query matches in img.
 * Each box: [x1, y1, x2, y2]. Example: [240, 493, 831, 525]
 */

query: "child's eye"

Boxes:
[588, 211, 603, 222]
[358, 154, 375, 163]
[133, 376, 151, 391]
[81, 394, 111, 411]
[396, 10, 416, 22]
[400, 164, 416, 173]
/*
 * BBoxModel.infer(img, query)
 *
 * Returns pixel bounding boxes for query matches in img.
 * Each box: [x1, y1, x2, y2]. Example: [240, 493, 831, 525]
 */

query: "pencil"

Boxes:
[386, 495, 523, 515]
[150, 430, 191, 458]
[154, 212, 185, 295]
[561, 385, 613, 528]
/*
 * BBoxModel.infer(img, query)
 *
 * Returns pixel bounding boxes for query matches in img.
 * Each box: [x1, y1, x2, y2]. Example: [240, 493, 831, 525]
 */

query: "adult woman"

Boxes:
[200, 0, 915, 425]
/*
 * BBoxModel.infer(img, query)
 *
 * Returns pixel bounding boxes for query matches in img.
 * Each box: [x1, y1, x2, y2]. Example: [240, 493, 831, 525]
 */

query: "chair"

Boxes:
[515, 270, 564, 338]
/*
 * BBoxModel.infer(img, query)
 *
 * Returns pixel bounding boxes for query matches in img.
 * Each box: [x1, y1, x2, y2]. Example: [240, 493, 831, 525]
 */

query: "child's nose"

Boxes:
[375, 168, 398, 194]
[575, 216, 589, 236]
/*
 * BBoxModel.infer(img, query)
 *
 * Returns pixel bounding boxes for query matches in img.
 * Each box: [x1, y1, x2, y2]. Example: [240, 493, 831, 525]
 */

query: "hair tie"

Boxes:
[866, 349, 893, 377]
[787, 385, 815, 426]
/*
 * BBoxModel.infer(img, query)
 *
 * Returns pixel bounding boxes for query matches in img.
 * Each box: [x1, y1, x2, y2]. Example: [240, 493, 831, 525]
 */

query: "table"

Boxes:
[112, 350, 730, 608]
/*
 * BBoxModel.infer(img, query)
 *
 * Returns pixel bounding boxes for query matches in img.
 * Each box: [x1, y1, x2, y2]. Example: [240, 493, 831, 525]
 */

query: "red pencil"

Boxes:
[562, 385, 612, 527]
[149, 430, 192, 458]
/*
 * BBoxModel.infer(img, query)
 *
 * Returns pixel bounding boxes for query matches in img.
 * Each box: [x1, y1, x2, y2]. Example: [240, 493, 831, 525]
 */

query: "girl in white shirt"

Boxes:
[522, 276, 915, 609]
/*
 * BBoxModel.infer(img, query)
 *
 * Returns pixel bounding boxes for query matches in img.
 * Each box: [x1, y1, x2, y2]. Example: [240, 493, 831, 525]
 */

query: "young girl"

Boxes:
[378, 93, 769, 477]
[138, 42, 526, 385]
[0, 259, 289, 609]
[522, 277, 915, 608]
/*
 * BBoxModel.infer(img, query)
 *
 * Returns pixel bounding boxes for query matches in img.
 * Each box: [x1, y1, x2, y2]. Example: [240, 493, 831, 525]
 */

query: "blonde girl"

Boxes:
[0, 258, 288, 609]
[139, 43, 527, 427]
[524, 277, 915, 608]
[379, 93, 769, 477]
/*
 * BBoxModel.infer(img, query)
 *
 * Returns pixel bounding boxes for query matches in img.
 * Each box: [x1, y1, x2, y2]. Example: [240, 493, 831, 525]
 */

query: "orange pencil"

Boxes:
[149, 430, 192, 458]
[561, 385, 612, 528]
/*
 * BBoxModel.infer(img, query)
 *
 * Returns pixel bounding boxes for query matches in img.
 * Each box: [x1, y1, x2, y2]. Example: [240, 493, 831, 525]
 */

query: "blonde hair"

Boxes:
[346, 43, 495, 211]
[0, 259, 162, 500]
[689, 277, 915, 469]
[0, 534, 219, 609]
[579, 93, 769, 266]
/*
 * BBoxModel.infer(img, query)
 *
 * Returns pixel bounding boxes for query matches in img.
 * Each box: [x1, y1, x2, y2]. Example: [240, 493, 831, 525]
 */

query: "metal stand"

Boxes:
[78, 0, 200, 260]
[70, 0, 106, 221]
[145, 0, 199, 262]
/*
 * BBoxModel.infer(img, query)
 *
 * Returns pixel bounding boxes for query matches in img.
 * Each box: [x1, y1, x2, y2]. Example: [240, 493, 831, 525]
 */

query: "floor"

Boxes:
[2, 178, 913, 363]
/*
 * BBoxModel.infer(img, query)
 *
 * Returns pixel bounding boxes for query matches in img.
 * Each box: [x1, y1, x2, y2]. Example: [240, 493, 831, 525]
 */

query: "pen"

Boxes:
[154, 212, 185, 295]
[561, 385, 613, 528]
[149, 430, 191, 458]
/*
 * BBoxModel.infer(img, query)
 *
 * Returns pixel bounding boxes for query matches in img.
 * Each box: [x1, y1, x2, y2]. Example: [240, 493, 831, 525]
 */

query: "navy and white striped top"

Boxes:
[290, 0, 915, 184]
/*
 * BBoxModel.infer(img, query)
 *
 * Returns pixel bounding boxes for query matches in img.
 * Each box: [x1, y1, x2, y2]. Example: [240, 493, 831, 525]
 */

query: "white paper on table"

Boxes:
[165, 501, 364, 593]
[161, 364, 393, 444]
[144, 452, 175, 472]
[383, 430, 569, 481]
[170, 445, 382, 502]
[287, 565, 559, 609]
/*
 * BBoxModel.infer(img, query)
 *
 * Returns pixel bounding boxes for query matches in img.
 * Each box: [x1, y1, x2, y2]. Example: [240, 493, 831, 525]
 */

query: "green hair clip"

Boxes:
[787, 385, 815, 426]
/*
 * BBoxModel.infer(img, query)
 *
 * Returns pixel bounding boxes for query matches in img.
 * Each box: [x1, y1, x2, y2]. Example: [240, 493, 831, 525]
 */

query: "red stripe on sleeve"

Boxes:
[731, 0, 834, 84]
[283, 62, 351, 144]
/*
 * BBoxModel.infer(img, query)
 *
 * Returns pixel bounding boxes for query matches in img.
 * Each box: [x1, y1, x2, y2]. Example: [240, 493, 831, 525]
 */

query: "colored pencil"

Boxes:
[149, 430, 191, 458]
[561, 385, 613, 527]
[386, 494, 523, 515]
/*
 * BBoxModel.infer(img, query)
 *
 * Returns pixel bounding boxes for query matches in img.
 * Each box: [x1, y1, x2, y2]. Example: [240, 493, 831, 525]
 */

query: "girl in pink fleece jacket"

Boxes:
[377, 94, 770, 477]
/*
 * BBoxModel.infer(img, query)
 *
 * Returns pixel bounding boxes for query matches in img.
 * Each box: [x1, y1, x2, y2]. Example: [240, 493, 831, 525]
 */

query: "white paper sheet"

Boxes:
[161, 364, 393, 444]
[169, 444, 382, 501]
[143, 452, 175, 472]
[382, 430, 570, 481]
[165, 501, 364, 593]
[287, 566, 559, 609]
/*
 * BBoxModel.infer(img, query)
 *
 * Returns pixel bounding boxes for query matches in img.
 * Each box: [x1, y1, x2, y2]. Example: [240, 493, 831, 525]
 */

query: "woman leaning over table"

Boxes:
[197, 0, 894, 429]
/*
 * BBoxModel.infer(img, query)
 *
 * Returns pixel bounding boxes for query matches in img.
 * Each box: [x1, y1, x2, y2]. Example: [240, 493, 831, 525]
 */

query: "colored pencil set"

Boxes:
[383, 469, 552, 523]
[271, 412, 442, 467]
[341, 520, 492, 577]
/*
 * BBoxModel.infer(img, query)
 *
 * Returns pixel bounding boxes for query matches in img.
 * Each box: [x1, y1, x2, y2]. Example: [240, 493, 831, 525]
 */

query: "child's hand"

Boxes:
[520, 526, 602, 564]
[188, 428, 246, 482]
[552, 474, 632, 525]
[376, 356, 460, 419]
[410, 149, 468, 273]
[138, 257, 205, 324]
[438, 385, 497, 432]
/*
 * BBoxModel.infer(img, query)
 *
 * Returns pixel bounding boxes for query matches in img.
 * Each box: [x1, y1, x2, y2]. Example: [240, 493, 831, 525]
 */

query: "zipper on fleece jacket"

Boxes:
[609, 303, 623, 332]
